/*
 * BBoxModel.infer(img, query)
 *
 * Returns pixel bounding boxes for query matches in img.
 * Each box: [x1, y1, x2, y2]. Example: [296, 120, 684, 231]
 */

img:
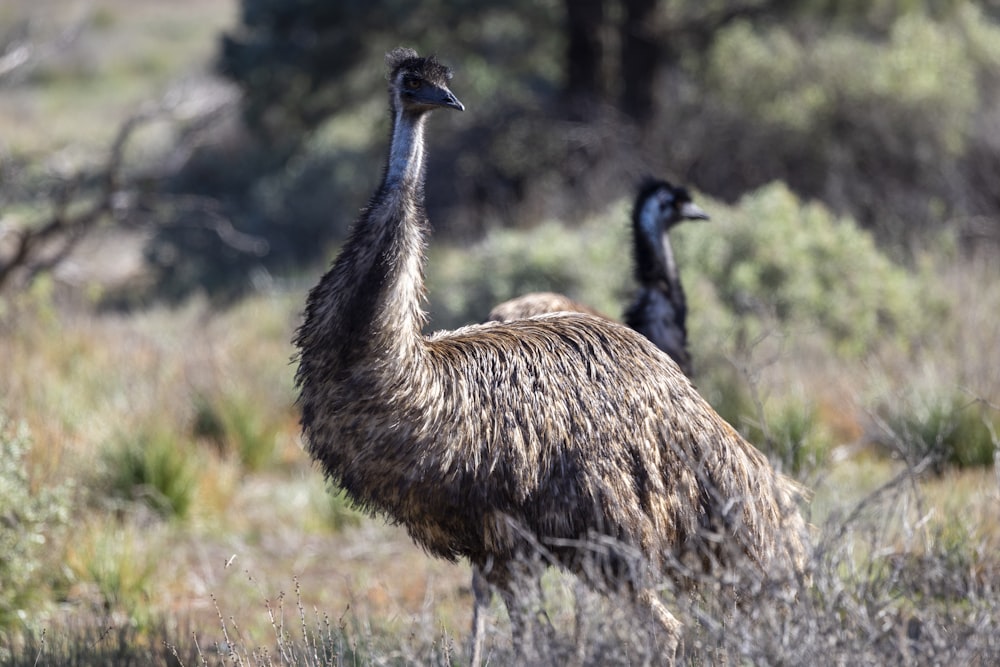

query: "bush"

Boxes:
[691, 6, 1000, 242]
[0, 419, 71, 630]
[426, 211, 631, 329]
[748, 397, 834, 474]
[192, 392, 280, 472]
[101, 428, 199, 519]
[63, 524, 159, 632]
[680, 182, 941, 359]
[428, 181, 939, 358]
[875, 391, 998, 471]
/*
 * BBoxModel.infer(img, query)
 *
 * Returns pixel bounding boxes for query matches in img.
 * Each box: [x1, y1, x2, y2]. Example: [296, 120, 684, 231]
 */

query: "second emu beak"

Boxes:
[680, 201, 710, 221]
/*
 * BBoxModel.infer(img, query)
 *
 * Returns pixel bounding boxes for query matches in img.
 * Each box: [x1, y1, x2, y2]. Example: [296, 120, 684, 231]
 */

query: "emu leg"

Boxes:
[469, 566, 492, 667]
[491, 562, 544, 664]
[637, 588, 681, 665]
[568, 578, 591, 667]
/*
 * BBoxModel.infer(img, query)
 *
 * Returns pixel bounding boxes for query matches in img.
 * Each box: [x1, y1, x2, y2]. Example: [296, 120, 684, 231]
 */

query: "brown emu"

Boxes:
[294, 48, 809, 664]
[488, 179, 708, 377]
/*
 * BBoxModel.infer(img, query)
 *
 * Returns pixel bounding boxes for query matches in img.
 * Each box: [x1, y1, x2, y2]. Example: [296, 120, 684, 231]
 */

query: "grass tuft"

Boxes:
[100, 427, 200, 520]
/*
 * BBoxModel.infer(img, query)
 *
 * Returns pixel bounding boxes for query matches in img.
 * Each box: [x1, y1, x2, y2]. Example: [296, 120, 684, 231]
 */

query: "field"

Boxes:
[2, 1, 999, 665]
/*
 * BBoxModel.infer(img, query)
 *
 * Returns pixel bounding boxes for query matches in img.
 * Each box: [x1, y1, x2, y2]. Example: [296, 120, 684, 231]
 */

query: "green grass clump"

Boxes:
[192, 392, 281, 472]
[876, 391, 998, 471]
[101, 427, 199, 519]
[748, 397, 834, 474]
[0, 418, 70, 630]
[64, 525, 159, 632]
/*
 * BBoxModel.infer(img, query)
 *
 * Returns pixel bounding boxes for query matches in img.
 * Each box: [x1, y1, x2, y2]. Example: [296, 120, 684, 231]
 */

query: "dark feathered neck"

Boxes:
[294, 102, 432, 378]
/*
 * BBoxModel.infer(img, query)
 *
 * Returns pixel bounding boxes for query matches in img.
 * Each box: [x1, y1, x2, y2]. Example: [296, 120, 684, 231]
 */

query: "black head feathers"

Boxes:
[386, 47, 453, 85]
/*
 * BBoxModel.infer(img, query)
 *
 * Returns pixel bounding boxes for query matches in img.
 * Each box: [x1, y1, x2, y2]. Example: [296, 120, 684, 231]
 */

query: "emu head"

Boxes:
[633, 179, 710, 241]
[386, 47, 465, 113]
[631, 179, 709, 284]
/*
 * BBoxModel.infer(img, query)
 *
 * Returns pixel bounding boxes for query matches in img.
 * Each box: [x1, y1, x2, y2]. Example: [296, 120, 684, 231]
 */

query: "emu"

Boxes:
[488, 178, 708, 377]
[477, 180, 709, 660]
[294, 48, 809, 664]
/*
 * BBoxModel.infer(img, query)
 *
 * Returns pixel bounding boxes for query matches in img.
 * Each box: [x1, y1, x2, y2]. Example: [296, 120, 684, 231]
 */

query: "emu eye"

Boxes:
[404, 77, 421, 90]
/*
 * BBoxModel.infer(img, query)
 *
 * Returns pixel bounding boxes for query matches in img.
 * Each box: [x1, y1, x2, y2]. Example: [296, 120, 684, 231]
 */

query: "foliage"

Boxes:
[681, 182, 941, 358]
[875, 390, 999, 471]
[428, 182, 939, 360]
[192, 392, 281, 472]
[100, 428, 200, 520]
[707, 12, 978, 152]
[3, 620, 203, 667]
[0, 419, 70, 630]
[426, 211, 631, 329]
[63, 524, 159, 632]
[314, 485, 363, 533]
[218, 0, 561, 140]
[758, 399, 833, 473]
[690, 5, 1000, 241]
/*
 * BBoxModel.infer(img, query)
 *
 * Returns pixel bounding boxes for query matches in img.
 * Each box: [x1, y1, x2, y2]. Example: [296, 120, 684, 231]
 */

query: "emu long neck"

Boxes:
[636, 224, 677, 287]
[659, 233, 681, 298]
[302, 105, 430, 372]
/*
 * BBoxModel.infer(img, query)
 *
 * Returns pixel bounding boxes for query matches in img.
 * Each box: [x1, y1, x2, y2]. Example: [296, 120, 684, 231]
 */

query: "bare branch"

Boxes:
[0, 94, 267, 293]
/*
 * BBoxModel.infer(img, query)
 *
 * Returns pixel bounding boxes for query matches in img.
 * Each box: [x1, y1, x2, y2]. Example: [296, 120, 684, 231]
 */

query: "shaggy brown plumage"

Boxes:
[294, 48, 809, 664]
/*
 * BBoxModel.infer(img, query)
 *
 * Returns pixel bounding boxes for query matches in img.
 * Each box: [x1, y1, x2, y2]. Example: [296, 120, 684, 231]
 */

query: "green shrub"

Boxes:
[192, 392, 280, 472]
[696, 8, 1000, 241]
[747, 398, 834, 474]
[680, 182, 940, 359]
[0, 419, 71, 630]
[101, 428, 199, 519]
[315, 483, 363, 533]
[428, 182, 937, 362]
[708, 14, 978, 154]
[876, 391, 998, 471]
[427, 211, 630, 329]
[65, 526, 158, 632]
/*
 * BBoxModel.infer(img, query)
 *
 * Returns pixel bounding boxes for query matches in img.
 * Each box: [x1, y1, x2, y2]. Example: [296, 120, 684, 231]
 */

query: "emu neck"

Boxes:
[659, 233, 681, 295]
[634, 225, 684, 314]
[387, 107, 428, 188]
[302, 105, 430, 374]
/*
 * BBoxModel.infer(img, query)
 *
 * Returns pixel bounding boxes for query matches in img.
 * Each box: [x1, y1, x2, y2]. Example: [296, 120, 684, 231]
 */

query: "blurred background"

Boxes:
[1, 0, 999, 663]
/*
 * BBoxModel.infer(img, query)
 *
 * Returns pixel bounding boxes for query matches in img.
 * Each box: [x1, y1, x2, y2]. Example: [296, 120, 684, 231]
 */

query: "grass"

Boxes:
[2, 2, 999, 661]
[1, 243, 998, 664]
[0, 0, 233, 158]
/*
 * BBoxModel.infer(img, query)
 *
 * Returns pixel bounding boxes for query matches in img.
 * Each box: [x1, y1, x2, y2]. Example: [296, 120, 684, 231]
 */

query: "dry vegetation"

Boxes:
[2, 1, 999, 665]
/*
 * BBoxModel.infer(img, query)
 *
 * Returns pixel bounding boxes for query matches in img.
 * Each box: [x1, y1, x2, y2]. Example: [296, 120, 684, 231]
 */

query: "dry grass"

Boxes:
[0, 0, 233, 158]
[2, 3, 998, 662]
[1, 249, 998, 665]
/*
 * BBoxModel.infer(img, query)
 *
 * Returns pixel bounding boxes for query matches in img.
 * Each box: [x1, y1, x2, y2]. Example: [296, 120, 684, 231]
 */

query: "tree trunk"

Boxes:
[620, 0, 660, 124]
[564, 0, 605, 116]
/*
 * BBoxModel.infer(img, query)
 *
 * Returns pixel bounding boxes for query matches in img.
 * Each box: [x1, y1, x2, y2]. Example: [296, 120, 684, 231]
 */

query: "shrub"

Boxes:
[63, 524, 158, 632]
[426, 211, 630, 329]
[696, 9, 997, 240]
[0, 418, 71, 630]
[192, 392, 280, 472]
[680, 182, 941, 359]
[101, 427, 199, 519]
[875, 391, 998, 471]
[747, 397, 834, 474]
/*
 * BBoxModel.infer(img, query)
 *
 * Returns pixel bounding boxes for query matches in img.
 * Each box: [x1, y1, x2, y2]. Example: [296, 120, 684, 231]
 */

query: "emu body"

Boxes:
[295, 48, 808, 663]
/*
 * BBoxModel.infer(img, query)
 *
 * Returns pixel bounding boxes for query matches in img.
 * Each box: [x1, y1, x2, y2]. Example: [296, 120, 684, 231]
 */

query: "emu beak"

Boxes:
[680, 202, 709, 221]
[440, 89, 465, 111]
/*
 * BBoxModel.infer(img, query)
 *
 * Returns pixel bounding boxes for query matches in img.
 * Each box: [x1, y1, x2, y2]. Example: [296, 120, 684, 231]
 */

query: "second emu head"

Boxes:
[632, 178, 709, 281]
